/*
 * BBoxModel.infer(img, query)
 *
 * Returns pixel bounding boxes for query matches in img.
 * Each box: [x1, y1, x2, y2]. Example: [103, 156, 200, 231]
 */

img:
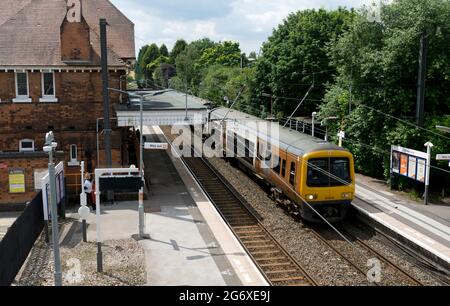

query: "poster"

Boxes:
[408, 156, 417, 179]
[392, 151, 400, 173]
[417, 158, 426, 183]
[9, 169, 25, 193]
[400, 154, 408, 176]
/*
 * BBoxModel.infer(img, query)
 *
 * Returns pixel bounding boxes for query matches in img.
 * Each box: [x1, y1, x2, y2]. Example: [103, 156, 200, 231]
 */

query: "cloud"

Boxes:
[141, 0, 232, 20]
[110, 0, 372, 55]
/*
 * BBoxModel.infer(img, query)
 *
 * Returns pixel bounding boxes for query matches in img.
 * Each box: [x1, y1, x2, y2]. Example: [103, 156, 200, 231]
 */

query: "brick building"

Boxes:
[0, 0, 136, 206]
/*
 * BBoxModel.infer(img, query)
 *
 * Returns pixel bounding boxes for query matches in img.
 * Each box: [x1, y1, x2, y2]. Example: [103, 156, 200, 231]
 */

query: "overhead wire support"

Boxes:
[219, 86, 246, 125]
[283, 74, 315, 128]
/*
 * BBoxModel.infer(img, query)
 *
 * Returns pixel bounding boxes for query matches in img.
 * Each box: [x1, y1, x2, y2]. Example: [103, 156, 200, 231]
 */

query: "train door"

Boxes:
[255, 137, 262, 172]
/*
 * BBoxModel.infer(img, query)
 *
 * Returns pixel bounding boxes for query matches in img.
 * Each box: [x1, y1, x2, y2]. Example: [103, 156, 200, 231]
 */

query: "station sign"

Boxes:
[144, 142, 169, 150]
[40, 162, 65, 221]
[391, 145, 429, 183]
[99, 176, 143, 192]
[436, 154, 450, 161]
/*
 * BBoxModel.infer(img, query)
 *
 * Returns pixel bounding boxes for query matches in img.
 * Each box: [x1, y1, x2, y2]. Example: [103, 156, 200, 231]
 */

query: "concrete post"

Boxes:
[424, 142, 433, 205]
[46, 136, 62, 286]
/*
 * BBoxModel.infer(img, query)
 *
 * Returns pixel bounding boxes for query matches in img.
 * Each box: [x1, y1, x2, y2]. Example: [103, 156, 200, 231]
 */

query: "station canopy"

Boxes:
[116, 90, 210, 127]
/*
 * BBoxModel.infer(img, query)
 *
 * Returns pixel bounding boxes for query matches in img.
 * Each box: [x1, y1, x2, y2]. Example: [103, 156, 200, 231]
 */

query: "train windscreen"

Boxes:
[307, 158, 351, 187]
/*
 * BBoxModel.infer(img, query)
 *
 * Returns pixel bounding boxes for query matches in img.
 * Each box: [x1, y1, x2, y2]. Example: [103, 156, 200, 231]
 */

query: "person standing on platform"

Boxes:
[84, 173, 95, 211]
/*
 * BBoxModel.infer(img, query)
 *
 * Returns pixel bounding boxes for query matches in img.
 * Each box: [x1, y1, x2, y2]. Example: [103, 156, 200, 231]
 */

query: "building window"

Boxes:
[68, 144, 80, 166]
[19, 139, 35, 152]
[40, 72, 58, 102]
[13, 72, 31, 103]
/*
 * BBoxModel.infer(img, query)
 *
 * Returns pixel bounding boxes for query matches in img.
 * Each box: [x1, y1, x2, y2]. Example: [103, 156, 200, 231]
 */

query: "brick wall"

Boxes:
[0, 153, 63, 205]
[0, 70, 132, 205]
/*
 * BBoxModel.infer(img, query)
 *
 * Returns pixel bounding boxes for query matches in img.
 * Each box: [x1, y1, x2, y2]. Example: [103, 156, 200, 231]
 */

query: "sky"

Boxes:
[110, 0, 373, 56]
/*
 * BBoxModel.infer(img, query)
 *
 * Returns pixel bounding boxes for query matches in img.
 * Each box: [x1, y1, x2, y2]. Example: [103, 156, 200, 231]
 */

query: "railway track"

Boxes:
[309, 224, 423, 286]
[161, 126, 317, 286]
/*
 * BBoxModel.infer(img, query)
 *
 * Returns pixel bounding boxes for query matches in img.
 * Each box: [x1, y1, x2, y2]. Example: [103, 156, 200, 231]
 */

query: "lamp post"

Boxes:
[311, 112, 317, 137]
[78, 161, 89, 242]
[108, 88, 155, 238]
[261, 93, 275, 121]
[43, 131, 62, 286]
[424, 142, 434, 205]
[321, 116, 338, 141]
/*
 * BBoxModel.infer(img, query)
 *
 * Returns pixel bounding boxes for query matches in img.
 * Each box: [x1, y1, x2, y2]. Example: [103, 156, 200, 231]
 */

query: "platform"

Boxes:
[139, 125, 267, 286]
[353, 174, 450, 269]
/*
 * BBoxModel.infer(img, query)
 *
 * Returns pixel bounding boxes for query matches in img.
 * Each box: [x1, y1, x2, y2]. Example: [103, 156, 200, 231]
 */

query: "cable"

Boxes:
[342, 137, 450, 175]
[354, 103, 450, 142]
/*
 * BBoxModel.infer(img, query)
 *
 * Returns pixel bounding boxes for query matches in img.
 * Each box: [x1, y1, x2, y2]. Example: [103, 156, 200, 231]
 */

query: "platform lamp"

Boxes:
[321, 116, 338, 141]
[107, 88, 156, 238]
[43, 131, 62, 286]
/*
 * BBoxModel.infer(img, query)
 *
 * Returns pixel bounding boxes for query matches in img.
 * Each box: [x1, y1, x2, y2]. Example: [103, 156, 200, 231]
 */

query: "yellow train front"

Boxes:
[208, 107, 355, 223]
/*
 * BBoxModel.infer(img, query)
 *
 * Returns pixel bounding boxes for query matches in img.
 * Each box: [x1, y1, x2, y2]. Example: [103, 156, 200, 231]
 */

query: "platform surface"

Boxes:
[139, 125, 267, 286]
[353, 174, 450, 266]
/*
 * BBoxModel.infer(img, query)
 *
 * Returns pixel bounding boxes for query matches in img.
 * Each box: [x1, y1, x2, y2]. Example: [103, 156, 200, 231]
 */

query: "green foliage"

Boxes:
[169, 39, 188, 64]
[159, 44, 169, 57]
[252, 8, 356, 118]
[198, 65, 256, 114]
[140, 43, 160, 81]
[135, 45, 149, 81]
[319, 0, 450, 188]
[197, 41, 242, 68]
[171, 38, 218, 94]
[133, 1, 450, 193]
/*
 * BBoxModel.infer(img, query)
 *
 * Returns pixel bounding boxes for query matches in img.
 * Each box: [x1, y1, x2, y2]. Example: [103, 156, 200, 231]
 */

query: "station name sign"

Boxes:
[390, 145, 429, 183]
[144, 142, 169, 150]
[436, 154, 450, 161]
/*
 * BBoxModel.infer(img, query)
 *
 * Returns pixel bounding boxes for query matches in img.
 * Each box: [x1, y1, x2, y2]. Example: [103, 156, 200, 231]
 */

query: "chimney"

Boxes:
[60, 0, 92, 64]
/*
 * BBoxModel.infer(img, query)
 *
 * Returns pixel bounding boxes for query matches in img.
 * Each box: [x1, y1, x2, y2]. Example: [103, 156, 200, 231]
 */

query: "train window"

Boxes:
[244, 139, 255, 164]
[272, 155, 281, 174]
[289, 162, 296, 186]
[257, 142, 263, 160]
[307, 158, 351, 187]
[307, 158, 329, 187]
[281, 159, 286, 177]
[330, 158, 351, 186]
[264, 143, 272, 168]
[233, 133, 238, 156]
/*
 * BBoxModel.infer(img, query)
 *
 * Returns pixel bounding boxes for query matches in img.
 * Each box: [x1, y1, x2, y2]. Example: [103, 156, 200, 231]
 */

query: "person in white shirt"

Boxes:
[83, 173, 95, 210]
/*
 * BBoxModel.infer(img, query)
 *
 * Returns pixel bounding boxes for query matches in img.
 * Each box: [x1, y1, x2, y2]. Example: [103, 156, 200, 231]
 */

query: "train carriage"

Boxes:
[208, 107, 355, 222]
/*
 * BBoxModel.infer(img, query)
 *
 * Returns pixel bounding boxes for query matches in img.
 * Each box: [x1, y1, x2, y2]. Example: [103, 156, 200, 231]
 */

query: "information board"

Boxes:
[391, 145, 428, 183]
[9, 169, 25, 193]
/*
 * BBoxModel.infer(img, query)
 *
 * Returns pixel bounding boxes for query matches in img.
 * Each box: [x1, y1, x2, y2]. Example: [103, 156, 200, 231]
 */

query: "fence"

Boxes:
[0, 191, 44, 286]
[279, 118, 327, 140]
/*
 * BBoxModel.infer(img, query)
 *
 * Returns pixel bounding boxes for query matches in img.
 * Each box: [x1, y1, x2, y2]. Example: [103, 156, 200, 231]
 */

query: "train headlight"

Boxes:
[306, 194, 318, 200]
[341, 192, 352, 199]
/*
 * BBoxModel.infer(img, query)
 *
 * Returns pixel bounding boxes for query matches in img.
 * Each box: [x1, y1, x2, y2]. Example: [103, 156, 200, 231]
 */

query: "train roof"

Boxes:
[209, 107, 348, 156]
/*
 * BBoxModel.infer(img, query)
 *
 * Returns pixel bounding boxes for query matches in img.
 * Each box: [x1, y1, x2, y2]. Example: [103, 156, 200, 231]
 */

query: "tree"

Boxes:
[319, 0, 450, 189]
[169, 39, 187, 64]
[252, 8, 356, 118]
[171, 38, 217, 94]
[141, 43, 160, 81]
[159, 44, 169, 57]
[197, 41, 242, 68]
[198, 65, 257, 114]
[136, 45, 149, 84]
